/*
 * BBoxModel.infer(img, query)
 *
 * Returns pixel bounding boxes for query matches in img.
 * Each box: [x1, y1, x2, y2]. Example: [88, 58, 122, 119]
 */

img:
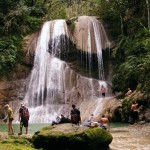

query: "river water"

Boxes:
[109, 123, 150, 150]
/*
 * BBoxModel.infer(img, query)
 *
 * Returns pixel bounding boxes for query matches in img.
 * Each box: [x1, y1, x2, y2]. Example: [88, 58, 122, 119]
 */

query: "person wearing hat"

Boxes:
[3, 104, 14, 135]
[18, 103, 29, 135]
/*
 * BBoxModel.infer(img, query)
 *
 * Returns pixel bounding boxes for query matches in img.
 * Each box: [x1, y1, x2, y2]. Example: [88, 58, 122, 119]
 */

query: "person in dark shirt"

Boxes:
[18, 103, 29, 135]
[70, 104, 81, 125]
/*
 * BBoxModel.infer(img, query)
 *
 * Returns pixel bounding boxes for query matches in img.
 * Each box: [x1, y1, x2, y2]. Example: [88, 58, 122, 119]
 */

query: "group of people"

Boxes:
[3, 102, 110, 135]
[125, 87, 139, 124]
[52, 104, 81, 126]
[86, 114, 109, 130]
[53, 104, 109, 131]
[3, 103, 29, 135]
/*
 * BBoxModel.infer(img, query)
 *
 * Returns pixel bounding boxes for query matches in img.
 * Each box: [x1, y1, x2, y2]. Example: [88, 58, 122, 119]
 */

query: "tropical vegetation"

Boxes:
[0, 0, 149, 96]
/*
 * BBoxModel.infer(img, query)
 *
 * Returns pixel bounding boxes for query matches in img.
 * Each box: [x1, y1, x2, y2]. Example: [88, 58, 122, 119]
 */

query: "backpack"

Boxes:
[71, 114, 79, 124]
[22, 106, 29, 120]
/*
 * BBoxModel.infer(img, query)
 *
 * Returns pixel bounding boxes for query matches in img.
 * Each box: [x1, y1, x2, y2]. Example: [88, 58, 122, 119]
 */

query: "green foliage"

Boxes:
[0, 1, 44, 35]
[112, 28, 150, 93]
[0, 0, 46, 77]
[0, 0, 149, 98]
[0, 36, 22, 76]
[96, 0, 148, 36]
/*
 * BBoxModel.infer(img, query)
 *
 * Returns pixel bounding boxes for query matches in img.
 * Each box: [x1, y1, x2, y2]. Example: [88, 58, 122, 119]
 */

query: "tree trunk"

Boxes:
[145, 0, 150, 28]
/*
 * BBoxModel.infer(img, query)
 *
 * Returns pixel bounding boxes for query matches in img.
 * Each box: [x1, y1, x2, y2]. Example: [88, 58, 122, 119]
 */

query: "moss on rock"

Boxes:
[0, 132, 34, 150]
[32, 123, 113, 150]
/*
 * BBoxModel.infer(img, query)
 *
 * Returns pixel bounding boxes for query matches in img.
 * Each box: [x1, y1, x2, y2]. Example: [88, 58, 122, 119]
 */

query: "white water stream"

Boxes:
[22, 17, 112, 123]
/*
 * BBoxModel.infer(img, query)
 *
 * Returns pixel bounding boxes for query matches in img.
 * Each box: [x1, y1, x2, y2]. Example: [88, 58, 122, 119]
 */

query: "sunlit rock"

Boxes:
[74, 16, 111, 54]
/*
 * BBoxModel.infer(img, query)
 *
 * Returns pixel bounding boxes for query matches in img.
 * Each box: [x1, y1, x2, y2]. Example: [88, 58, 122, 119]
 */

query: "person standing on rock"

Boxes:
[129, 101, 139, 124]
[3, 104, 14, 135]
[70, 104, 81, 125]
[18, 103, 29, 135]
[98, 85, 106, 98]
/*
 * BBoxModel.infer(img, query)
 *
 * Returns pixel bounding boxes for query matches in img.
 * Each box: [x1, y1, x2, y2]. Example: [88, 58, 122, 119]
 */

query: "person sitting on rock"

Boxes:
[88, 114, 95, 123]
[59, 114, 71, 124]
[125, 88, 132, 96]
[52, 115, 71, 126]
[99, 115, 109, 130]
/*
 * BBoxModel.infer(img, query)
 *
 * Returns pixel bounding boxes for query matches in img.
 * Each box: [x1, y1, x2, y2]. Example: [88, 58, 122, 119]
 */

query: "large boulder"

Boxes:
[32, 123, 112, 150]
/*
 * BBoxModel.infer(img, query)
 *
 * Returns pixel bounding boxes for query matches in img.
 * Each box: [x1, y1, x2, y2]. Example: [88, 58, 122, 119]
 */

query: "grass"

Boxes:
[0, 123, 51, 150]
[0, 132, 35, 150]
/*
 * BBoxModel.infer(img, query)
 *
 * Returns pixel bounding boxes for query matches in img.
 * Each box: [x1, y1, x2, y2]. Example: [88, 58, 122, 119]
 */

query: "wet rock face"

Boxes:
[32, 123, 113, 150]
[0, 80, 26, 115]
[73, 16, 111, 54]
[22, 32, 40, 66]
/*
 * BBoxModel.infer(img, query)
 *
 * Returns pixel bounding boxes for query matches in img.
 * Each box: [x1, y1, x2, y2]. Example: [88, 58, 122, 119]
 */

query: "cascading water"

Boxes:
[74, 16, 111, 80]
[23, 16, 112, 123]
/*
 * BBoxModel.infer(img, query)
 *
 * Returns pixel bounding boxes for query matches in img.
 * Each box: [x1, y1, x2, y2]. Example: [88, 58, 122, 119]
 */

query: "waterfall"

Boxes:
[23, 17, 112, 123]
[24, 20, 71, 122]
[74, 16, 111, 80]
[92, 18, 104, 80]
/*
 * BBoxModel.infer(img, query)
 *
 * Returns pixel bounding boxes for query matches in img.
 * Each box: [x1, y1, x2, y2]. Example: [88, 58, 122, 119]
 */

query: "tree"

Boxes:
[145, 0, 150, 27]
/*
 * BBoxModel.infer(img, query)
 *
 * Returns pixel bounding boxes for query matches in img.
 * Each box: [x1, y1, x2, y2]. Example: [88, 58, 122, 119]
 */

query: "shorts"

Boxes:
[102, 93, 105, 97]
[9, 118, 14, 122]
[20, 119, 28, 128]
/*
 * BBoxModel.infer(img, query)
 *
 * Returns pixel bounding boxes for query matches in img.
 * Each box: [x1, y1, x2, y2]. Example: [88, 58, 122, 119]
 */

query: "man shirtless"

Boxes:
[129, 101, 139, 124]
[98, 85, 106, 98]
[99, 115, 109, 130]
[131, 101, 138, 111]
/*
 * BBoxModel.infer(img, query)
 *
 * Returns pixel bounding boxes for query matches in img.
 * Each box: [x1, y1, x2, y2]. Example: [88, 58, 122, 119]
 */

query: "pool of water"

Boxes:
[0, 122, 128, 134]
[1, 122, 149, 149]
[0, 123, 50, 134]
[109, 122, 129, 128]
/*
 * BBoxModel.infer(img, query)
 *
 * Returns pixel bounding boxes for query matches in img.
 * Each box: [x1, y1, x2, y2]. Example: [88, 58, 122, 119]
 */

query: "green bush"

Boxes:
[112, 28, 150, 94]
